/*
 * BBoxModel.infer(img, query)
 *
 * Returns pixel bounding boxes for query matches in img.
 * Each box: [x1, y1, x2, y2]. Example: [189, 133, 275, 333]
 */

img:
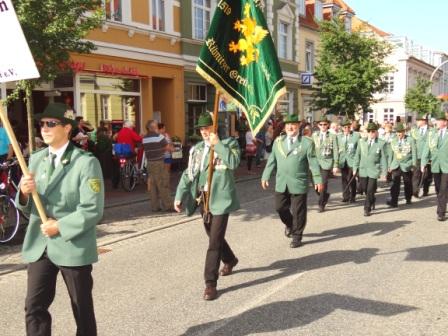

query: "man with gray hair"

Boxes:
[143, 120, 173, 211]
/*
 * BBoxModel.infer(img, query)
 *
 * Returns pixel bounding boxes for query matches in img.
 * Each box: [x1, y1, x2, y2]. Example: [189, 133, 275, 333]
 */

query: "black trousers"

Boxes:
[319, 168, 331, 208]
[433, 173, 448, 217]
[341, 164, 356, 201]
[359, 177, 377, 211]
[201, 211, 236, 287]
[412, 162, 432, 195]
[275, 189, 307, 240]
[25, 254, 96, 336]
[390, 168, 413, 205]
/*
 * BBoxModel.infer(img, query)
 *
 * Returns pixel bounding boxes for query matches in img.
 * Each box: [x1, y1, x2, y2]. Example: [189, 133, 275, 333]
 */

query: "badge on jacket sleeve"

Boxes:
[88, 179, 101, 193]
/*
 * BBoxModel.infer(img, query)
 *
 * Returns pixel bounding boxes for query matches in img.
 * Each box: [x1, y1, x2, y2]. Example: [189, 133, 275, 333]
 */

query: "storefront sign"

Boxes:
[100, 64, 139, 76]
[0, 0, 40, 83]
[300, 73, 313, 86]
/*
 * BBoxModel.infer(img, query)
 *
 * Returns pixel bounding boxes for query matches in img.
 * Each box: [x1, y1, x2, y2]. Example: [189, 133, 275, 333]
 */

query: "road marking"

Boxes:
[197, 271, 306, 336]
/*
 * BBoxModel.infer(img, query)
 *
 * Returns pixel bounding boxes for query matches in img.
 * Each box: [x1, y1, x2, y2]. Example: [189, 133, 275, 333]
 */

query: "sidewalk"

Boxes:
[104, 159, 265, 208]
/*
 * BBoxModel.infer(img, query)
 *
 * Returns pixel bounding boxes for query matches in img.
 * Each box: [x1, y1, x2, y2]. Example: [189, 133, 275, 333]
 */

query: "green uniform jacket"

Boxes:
[337, 131, 361, 168]
[421, 128, 448, 173]
[262, 135, 322, 194]
[353, 138, 388, 179]
[312, 132, 339, 170]
[388, 135, 417, 172]
[16, 143, 104, 266]
[410, 126, 430, 160]
[379, 132, 395, 163]
[175, 138, 240, 216]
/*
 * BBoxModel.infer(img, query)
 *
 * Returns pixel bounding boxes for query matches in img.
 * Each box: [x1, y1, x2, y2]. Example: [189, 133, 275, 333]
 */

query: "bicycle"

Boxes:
[0, 159, 22, 243]
[119, 151, 148, 192]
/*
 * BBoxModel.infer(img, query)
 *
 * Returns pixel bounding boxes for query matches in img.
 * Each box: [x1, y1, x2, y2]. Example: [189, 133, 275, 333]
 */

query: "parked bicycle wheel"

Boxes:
[0, 195, 20, 243]
[121, 161, 137, 191]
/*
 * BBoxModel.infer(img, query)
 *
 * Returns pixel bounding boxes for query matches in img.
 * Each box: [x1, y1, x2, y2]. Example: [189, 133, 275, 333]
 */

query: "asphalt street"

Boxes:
[0, 177, 447, 335]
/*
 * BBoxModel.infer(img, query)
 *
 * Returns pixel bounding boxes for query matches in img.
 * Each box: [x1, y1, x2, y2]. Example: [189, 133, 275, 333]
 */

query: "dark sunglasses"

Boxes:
[40, 121, 63, 128]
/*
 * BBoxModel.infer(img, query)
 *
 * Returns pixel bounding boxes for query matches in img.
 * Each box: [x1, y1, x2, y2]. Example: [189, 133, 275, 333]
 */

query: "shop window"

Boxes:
[151, 0, 165, 31]
[193, 0, 211, 40]
[188, 83, 207, 102]
[104, 0, 122, 22]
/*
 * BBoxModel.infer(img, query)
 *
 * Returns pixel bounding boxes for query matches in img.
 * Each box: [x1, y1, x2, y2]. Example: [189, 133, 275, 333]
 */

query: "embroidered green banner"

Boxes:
[196, 0, 286, 135]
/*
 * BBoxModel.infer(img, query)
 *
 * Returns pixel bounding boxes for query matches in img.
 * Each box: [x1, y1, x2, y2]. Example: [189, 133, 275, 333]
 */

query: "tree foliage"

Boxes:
[404, 77, 440, 117]
[312, 18, 393, 118]
[10, 0, 103, 97]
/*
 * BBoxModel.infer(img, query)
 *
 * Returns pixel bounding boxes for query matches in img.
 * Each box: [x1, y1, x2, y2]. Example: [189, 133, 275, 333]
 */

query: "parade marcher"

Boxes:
[17, 103, 104, 335]
[337, 118, 360, 203]
[421, 112, 448, 221]
[262, 115, 323, 248]
[411, 114, 432, 197]
[353, 122, 388, 216]
[174, 112, 240, 301]
[386, 123, 417, 207]
[312, 116, 339, 212]
[143, 120, 173, 212]
[379, 122, 395, 186]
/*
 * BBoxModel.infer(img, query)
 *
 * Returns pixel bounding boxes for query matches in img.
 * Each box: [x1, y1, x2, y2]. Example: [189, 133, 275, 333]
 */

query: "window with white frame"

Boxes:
[101, 95, 110, 120]
[382, 76, 395, 93]
[278, 21, 291, 60]
[367, 111, 374, 122]
[277, 90, 294, 115]
[315, 0, 323, 21]
[104, 0, 122, 22]
[299, 0, 306, 16]
[193, 0, 211, 40]
[152, 0, 165, 31]
[383, 108, 394, 122]
[305, 41, 315, 73]
[344, 15, 352, 32]
[188, 83, 207, 102]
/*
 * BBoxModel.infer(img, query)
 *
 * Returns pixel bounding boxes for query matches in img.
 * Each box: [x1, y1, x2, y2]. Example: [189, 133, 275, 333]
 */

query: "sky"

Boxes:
[347, 0, 448, 53]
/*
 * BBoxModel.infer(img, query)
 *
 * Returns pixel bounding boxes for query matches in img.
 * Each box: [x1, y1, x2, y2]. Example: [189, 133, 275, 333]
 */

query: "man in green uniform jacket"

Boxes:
[410, 114, 432, 197]
[353, 122, 388, 216]
[337, 118, 361, 203]
[262, 114, 322, 248]
[421, 112, 448, 221]
[386, 123, 417, 207]
[17, 103, 104, 336]
[174, 112, 240, 300]
[311, 116, 339, 212]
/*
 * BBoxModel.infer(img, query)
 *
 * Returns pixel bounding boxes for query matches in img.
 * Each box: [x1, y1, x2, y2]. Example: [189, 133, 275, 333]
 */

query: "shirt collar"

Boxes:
[49, 141, 70, 167]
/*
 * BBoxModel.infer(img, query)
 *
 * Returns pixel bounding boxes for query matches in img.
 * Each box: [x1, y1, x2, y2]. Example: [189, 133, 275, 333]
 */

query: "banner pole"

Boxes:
[0, 101, 48, 223]
[204, 92, 220, 215]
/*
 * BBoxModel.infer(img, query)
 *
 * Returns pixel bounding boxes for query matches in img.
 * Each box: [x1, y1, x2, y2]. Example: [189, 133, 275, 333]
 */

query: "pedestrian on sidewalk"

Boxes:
[353, 122, 388, 217]
[158, 122, 174, 172]
[143, 120, 173, 212]
[174, 112, 240, 301]
[337, 118, 360, 203]
[312, 116, 339, 212]
[386, 123, 416, 208]
[17, 103, 104, 336]
[421, 112, 448, 222]
[261, 114, 323, 248]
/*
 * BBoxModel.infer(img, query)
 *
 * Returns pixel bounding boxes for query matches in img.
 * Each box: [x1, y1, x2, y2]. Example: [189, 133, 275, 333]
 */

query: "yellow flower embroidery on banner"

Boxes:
[228, 3, 268, 66]
[88, 179, 101, 193]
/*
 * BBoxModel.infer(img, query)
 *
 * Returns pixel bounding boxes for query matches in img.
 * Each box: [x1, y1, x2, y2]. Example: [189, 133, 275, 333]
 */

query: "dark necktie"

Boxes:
[289, 137, 294, 150]
[47, 153, 57, 182]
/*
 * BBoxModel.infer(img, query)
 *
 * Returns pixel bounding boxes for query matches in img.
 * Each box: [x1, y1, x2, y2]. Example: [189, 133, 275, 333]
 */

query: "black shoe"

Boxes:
[437, 215, 446, 222]
[413, 192, 420, 199]
[318, 206, 325, 213]
[364, 210, 371, 217]
[386, 200, 397, 208]
[406, 199, 412, 205]
[342, 198, 349, 203]
[422, 192, 429, 197]
[290, 240, 302, 248]
[349, 199, 356, 204]
[284, 226, 292, 238]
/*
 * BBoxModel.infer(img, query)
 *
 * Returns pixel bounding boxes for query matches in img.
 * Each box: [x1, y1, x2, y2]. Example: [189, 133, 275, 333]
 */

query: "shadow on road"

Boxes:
[181, 293, 417, 336]
[404, 243, 448, 263]
[221, 248, 379, 295]
[304, 220, 413, 245]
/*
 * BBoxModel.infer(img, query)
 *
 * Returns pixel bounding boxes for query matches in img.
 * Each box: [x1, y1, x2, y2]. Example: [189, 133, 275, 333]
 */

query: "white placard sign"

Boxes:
[0, 0, 40, 83]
